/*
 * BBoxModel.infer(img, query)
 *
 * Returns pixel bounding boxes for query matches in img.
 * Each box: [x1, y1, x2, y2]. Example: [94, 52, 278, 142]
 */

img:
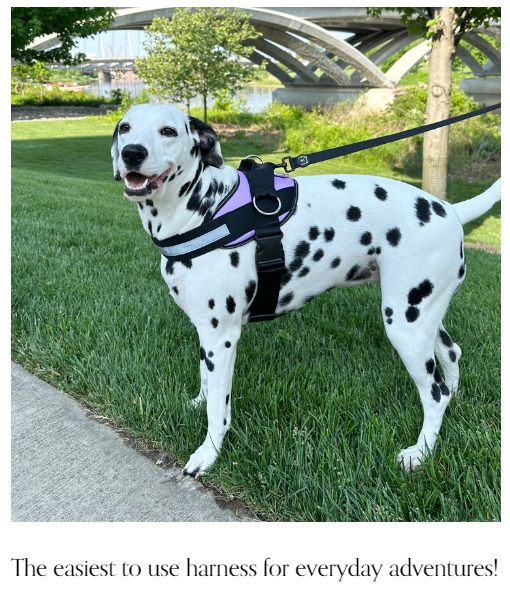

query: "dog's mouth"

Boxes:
[123, 169, 171, 199]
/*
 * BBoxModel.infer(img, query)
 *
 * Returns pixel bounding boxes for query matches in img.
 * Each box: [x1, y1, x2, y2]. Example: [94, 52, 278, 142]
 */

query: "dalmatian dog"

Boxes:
[111, 103, 500, 477]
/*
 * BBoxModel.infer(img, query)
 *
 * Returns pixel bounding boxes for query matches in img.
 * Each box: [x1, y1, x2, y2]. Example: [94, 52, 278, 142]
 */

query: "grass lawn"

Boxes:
[11, 118, 500, 521]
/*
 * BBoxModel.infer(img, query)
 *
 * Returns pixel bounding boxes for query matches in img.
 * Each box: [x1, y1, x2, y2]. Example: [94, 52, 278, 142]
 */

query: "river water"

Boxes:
[87, 79, 276, 112]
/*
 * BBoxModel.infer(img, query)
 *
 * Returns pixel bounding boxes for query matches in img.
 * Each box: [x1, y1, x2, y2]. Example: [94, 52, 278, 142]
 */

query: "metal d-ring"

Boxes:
[253, 194, 281, 216]
[243, 154, 265, 163]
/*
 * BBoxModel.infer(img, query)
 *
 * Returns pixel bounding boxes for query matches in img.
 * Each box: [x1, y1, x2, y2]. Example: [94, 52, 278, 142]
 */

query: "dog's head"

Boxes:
[111, 104, 224, 201]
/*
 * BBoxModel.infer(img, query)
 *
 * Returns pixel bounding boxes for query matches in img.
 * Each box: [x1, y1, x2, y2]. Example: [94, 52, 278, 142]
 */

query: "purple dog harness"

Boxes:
[152, 158, 299, 322]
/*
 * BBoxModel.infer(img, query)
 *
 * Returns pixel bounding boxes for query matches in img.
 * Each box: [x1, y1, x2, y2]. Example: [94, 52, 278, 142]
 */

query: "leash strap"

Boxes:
[277, 102, 501, 173]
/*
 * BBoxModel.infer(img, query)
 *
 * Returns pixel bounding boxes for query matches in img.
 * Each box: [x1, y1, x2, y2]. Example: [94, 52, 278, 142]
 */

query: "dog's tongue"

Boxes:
[126, 172, 148, 188]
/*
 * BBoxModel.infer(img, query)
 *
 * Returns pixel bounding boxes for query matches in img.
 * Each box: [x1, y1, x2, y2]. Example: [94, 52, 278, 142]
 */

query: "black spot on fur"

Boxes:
[289, 241, 310, 271]
[226, 394, 230, 404]
[147, 220, 153, 236]
[449, 350, 456, 362]
[346, 264, 372, 281]
[186, 190, 201, 212]
[172, 286, 179, 295]
[313, 249, 324, 262]
[386, 227, 401, 247]
[279, 292, 294, 306]
[331, 257, 341, 268]
[385, 307, 393, 317]
[347, 206, 361, 221]
[408, 279, 434, 306]
[165, 260, 174, 275]
[460, 241, 464, 259]
[415, 197, 431, 225]
[375, 247, 381, 255]
[230, 251, 240, 267]
[374, 185, 388, 201]
[368, 247, 375, 255]
[218, 182, 224, 194]
[151, 208, 158, 217]
[431, 383, 441, 402]
[225, 341, 231, 348]
[360, 232, 372, 246]
[280, 267, 292, 287]
[440, 382, 450, 396]
[208, 299, 215, 309]
[211, 318, 218, 328]
[433, 367, 442, 383]
[386, 318, 393, 324]
[168, 173, 175, 182]
[324, 228, 335, 242]
[208, 350, 214, 358]
[245, 280, 257, 303]
[426, 359, 435, 374]
[223, 418, 227, 426]
[161, 176, 168, 184]
[200, 347, 206, 361]
[226, 295, 236, 314]
[309, 226, 320, 240]
[332, 179, 346, 190]
[157, 223, 161, 233]
[432, 201, 447, 217]
[298, 266, 310, 277]
[205, 357, 215, 372]
[458, 264, 465, 279]
[203, 209, 214, 223]
[439, 330, 453, 348]
[146, 199, 154, 207]
[185, 123, 189, 135]
[182, 259, 192, 269]
[406, 306, 420, 322]
[179, 182, 191, 197]
[137, 202, 143, 210]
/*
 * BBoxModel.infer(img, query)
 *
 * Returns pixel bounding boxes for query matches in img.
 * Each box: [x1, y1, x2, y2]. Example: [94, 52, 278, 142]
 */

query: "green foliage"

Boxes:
[11, 87, 116, 107]
[97, 89, 152, 123]
[255, 100, 304, 130]
[11, 7, 116, 65]
[136, 8, 263, 122]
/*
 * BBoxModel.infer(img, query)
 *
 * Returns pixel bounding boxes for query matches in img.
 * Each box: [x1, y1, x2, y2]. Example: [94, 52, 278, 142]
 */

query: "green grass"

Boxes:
[11, 118, 500, 521]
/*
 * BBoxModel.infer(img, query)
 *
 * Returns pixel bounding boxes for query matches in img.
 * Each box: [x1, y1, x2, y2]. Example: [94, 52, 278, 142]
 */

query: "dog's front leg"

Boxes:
[183, 323, 241, 478]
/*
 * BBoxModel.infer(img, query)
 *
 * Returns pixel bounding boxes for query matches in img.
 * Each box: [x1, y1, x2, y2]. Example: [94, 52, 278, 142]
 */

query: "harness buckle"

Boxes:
[280, 156, 295, 173]
[255, 233, 285, 273]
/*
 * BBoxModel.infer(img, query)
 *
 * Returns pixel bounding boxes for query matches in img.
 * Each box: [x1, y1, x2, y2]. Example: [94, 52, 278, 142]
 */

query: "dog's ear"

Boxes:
[111, 120, 122, 181]
[188, 116, 225, 169]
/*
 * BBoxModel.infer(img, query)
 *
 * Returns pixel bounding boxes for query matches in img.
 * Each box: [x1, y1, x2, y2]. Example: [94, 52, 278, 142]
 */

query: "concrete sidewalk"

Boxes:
[11, 362, 259, 522]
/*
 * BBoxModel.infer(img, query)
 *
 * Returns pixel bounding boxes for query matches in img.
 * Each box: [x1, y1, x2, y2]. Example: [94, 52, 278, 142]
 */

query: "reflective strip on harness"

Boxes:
[157, 224, 230, 257]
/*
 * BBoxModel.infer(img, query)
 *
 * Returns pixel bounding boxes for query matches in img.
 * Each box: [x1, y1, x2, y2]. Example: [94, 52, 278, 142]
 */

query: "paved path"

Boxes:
[11, 362, 259, 522]
[11, 105, 117, 121]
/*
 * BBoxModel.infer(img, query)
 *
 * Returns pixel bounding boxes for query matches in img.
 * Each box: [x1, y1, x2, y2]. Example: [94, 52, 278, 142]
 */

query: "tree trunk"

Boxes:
[186, 97, 190, 115]
[203, 93, 207, 124]
[422, 7, 456, 200]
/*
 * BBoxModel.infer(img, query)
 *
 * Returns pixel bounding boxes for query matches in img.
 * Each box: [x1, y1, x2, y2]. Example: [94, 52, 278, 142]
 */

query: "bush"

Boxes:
[11, 84, 116, 107]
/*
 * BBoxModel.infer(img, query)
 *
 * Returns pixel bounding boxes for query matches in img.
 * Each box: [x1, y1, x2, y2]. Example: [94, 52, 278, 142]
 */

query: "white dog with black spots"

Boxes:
[111, 104, 500, 477]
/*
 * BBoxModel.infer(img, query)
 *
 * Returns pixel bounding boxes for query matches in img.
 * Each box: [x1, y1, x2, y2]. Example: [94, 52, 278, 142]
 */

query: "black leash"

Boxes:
[275, 102, 501, 173]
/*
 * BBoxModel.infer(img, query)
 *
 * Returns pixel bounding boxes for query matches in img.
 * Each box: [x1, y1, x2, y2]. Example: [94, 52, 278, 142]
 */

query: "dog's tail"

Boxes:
[453, 178, 501, 225]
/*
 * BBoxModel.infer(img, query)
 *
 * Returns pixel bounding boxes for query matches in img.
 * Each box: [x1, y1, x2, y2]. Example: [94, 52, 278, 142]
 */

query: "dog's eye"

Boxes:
[160, 127, 178, 137]
[119, 123, 130, 134]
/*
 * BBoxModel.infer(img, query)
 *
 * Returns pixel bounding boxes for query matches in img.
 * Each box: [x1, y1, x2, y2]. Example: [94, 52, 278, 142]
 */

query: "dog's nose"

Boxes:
[121, 144, 148, 168]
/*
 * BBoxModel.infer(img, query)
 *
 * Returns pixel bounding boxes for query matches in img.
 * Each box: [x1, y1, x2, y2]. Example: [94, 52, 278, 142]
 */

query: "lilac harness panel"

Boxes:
[213, 170, 294, 246]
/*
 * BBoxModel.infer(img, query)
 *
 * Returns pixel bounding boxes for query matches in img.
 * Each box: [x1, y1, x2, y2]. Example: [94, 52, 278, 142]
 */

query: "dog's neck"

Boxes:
[134, 161, 239, 242]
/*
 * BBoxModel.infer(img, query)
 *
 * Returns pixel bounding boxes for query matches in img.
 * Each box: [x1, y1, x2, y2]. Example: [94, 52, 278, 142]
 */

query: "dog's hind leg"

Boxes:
[183, 324, 241, 477]
[434, 323, 462, 394]
[382, 298, 453, 472]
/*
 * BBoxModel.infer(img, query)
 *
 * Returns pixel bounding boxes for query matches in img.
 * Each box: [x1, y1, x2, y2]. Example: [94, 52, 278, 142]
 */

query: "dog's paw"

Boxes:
[183, 443, 218, 478]
[398, 445, 427, 472]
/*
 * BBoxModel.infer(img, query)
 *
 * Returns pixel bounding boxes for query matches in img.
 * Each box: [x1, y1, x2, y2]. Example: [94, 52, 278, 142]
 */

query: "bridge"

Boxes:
[30, 7, 501, 108]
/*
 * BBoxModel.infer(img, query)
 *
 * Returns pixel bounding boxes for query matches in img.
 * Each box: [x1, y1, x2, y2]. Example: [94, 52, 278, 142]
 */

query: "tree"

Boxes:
[11, 61, 47, 96]
[367, 7, 501, 199]
[11, 7, 116, 65]
[136, 7, 263, 123]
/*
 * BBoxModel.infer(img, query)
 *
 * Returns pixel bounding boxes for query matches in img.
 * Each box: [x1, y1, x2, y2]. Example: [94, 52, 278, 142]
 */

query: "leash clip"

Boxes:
[279, 154, 309, 173]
